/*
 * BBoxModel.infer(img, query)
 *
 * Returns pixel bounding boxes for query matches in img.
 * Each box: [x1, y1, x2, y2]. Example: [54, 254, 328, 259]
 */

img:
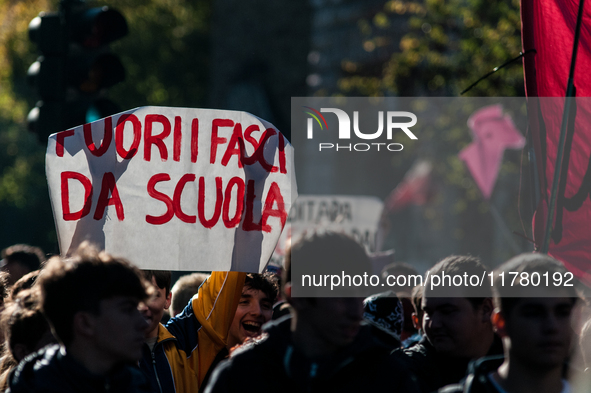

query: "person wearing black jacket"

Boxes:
[7, 244, 151, 393]
[439, 253, 579, 393]
[204, 232, 420, 393]
[392, 255, 501, 393]
[205, 314, 419, 393]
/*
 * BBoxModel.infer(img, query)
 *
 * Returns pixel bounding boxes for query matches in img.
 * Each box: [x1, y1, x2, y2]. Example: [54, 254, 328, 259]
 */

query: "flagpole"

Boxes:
[541, 0, 586, 253]
[489, 204, 522, 255]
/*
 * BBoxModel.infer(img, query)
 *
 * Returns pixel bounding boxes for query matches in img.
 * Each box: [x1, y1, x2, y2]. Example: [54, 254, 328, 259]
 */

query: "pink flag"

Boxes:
[377, 160, 433, 250]
[384, 160, 433, 213]
[459, 105, 526, 200]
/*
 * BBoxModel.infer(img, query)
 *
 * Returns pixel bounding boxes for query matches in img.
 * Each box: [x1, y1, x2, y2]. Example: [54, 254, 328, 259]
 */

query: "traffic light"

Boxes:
[27, 2, 128, 142]
[27, 12, 67, 139]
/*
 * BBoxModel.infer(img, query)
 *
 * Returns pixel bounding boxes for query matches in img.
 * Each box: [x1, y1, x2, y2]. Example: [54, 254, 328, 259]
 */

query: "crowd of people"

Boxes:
[0, 233, 589, 393]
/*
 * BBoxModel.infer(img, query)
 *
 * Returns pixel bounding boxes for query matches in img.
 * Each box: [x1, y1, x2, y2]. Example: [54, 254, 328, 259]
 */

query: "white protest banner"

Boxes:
[273, 195, 383, 260]
[46, 106, 297, 272]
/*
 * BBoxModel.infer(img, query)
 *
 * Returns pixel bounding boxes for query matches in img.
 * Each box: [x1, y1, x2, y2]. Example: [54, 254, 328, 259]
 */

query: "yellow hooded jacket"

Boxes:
[140, 271, 246, 393]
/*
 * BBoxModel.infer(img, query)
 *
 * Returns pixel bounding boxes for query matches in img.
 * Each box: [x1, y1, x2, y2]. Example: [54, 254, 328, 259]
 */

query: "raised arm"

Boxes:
[166, 271, 246, 388]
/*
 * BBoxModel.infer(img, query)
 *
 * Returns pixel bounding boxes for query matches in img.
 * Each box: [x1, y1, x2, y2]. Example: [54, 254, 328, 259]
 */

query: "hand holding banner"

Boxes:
[46, 106, 297, 272]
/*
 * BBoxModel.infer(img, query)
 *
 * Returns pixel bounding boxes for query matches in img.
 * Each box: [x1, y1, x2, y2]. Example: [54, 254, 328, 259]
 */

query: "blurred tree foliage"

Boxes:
[340, 0, 524, 97]
[338, 0, 532, 264]
[0, 0, 211, 254]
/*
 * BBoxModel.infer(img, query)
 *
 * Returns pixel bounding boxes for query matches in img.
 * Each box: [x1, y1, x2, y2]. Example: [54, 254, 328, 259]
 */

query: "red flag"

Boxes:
[384, 160, 433, 213]
[459, 105, 526, 200]
[522, 0, 591, 280]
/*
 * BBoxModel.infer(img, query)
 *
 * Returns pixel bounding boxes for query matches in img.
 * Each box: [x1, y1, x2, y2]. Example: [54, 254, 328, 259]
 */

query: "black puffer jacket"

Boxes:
[392, 335, 504, 393]
[204, 316, 420, 393]
[438, 356, 505, 393]
[7, 345, 150, 393]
